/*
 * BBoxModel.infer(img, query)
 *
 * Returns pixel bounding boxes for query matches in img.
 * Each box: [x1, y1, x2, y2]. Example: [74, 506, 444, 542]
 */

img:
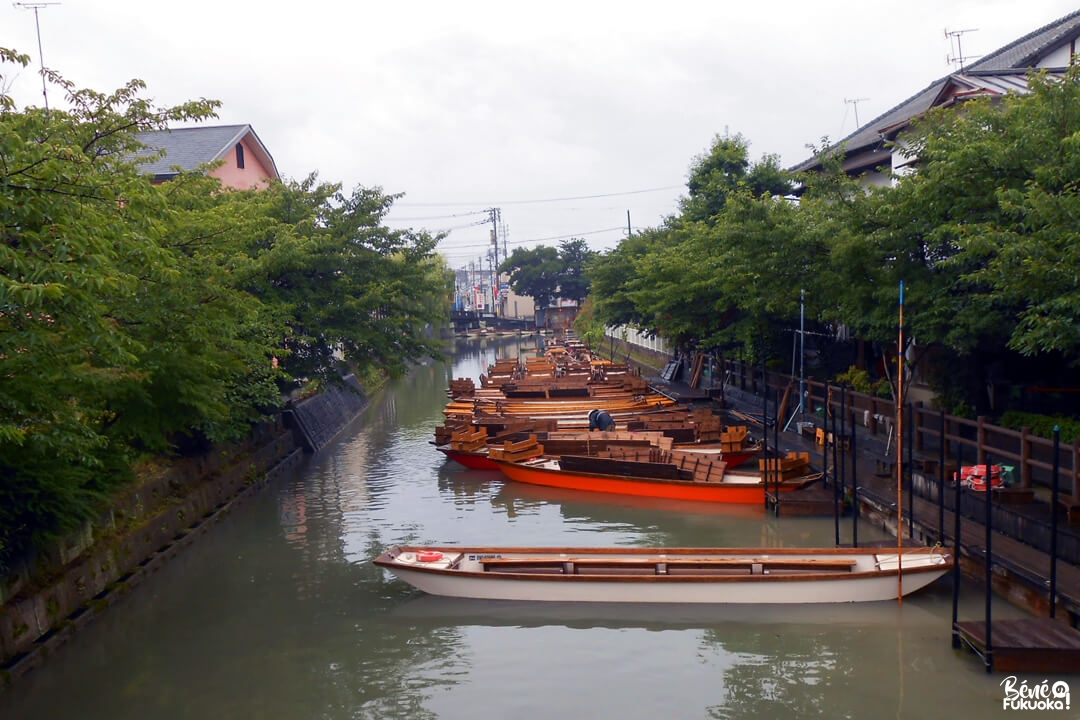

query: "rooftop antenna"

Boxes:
[844, 97, 869, 128]
[14, 2, 60, 111]
[945, 27, 979, 72]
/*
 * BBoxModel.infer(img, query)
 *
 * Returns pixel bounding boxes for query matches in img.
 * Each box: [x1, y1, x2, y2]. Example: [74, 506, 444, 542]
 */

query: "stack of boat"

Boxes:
[432, 346, 820, 504]
[389, 342, 955, 605]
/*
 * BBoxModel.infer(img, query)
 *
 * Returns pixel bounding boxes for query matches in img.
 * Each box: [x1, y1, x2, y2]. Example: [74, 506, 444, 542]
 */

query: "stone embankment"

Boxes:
[0, 382, 370, 689]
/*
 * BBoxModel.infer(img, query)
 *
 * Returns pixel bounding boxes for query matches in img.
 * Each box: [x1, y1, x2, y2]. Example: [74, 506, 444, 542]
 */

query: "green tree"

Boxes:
[0, 49, 223, 561]
[499, 245, 561, 309]
[0, 47, 454, 568]
[247, 175, 450, 384]
[557, 237, 595, 305]
[679, 133, 793, 223]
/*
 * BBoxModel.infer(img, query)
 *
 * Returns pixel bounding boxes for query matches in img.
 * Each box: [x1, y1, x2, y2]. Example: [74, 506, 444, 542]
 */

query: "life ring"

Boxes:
[416, 550, 444, 562]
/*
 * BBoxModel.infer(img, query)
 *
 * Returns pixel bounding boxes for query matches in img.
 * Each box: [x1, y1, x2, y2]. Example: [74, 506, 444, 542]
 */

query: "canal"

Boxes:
[0, 336, 1049, 719]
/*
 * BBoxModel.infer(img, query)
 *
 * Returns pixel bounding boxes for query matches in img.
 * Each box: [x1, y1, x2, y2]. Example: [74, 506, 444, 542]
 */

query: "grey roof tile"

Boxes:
[134, 124, 252, 178]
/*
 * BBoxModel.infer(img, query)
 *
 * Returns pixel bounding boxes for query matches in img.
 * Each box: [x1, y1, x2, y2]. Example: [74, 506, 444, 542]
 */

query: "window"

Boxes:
[235, 143, 245, 169]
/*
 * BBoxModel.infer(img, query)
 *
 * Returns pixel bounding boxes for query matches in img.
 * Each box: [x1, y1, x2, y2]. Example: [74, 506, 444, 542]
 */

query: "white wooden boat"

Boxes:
[374, 545, 953, 604]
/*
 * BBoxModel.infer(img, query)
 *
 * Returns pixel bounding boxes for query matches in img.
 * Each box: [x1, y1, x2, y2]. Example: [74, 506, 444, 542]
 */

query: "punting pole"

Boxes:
[984, 456, 994, 672]
[897, 281, 905, 603]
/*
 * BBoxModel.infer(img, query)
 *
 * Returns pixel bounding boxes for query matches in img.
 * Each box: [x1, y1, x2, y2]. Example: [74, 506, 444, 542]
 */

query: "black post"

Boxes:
[761, 354, 767, 426]
[821, 385, 830, 487]
[984, 456, 993, 673]
[773, 388, 781, 515]
[907, 402, 914, 539]
[938, 409, 946, 544]
[839, 386, 847, 495]
[831, 395, 840, 547]
[1050, 426, 1061, 619]
[850, 407, 858, 547]
[951, 442, 963, 648]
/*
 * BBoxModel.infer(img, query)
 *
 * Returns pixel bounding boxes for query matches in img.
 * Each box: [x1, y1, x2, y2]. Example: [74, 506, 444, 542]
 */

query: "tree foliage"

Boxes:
[0, 49, 452, 567]
[587, 71, 1080, 403]
[498, 240, 596, 310]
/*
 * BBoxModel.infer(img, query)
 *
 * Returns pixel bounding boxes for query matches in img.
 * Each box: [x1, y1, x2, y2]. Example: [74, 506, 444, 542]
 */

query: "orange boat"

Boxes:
[487, 437, 820, 505]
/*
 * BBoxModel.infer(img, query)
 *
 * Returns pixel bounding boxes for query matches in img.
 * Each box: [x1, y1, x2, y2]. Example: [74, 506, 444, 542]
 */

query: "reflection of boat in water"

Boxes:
[374, 545, 953, 604]
[387, 588, 951, 630]
[489, 478, 771, 521]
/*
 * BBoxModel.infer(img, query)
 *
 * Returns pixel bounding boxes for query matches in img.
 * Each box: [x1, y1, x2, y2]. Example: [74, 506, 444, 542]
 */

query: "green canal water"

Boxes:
[0, 336, 1067, 719]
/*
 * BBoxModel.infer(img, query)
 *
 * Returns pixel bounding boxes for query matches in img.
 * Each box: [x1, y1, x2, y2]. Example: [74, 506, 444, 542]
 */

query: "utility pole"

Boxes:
[14, 2, 60, 111]
[487, 207, 502, 316]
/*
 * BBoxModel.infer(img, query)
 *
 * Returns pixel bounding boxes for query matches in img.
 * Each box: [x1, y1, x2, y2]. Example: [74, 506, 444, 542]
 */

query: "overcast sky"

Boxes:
[3, 1, 1078, 268]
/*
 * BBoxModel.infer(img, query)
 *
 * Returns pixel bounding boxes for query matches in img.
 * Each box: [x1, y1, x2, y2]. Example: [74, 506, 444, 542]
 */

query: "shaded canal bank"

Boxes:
[0, 381, 371, 688]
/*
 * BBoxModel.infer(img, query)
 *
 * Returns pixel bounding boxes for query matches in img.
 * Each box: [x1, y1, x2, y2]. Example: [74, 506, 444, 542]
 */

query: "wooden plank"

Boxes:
[558, 454, 688, 480]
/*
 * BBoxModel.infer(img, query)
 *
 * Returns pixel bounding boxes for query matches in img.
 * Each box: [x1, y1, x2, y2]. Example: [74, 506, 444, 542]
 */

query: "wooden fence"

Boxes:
[720, 358, 1080, 504]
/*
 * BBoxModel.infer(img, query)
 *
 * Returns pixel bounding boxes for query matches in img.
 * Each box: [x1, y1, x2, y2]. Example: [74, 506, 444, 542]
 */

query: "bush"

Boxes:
[997, 411, 1080, 444]
[834, 366, 891, 397]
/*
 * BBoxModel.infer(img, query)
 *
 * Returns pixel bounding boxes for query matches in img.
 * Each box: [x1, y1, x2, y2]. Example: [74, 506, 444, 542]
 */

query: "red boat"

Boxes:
[435, 444, 500, 471]
[487, 438, 820, 505]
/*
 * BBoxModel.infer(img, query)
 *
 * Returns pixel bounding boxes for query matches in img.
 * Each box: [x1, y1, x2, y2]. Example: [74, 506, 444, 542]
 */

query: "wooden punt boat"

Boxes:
[436, 428, 761, 474]
[485, 435, 817, 504]
[373, 545, 954, 603]
[490, 455, 820, 504]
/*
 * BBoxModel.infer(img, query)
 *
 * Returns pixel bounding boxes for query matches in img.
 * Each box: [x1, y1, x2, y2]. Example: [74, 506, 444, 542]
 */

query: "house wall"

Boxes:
[1040, 44, 1074, 67]
[502, 288, 535, 320]
[209, 137, 276, 190]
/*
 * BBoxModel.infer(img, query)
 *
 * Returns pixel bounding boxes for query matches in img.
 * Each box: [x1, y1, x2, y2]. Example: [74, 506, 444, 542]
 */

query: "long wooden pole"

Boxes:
[897, 281, 905, 603]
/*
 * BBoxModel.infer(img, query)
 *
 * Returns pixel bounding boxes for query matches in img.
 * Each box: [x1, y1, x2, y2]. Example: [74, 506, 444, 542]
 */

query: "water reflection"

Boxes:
[0, 335, 1041, 720]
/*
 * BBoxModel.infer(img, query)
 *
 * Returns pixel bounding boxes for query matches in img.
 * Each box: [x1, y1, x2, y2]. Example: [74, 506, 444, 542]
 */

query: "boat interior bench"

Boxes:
[480, 556, 857, 576]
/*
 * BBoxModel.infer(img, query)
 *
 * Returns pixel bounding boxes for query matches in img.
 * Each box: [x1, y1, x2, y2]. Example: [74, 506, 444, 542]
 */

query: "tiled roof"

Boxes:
[792, 9, 1080, 173]
[968, 9, 1080, 71]
[134, 124, 278, 179]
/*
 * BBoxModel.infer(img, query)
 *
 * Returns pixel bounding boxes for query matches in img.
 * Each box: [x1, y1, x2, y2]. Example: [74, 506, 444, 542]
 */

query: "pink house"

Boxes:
[135, 124, 279, 189]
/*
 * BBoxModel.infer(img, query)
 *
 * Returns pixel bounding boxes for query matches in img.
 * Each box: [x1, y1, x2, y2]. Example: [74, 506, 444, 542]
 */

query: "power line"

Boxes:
[435, 225, 625, 258]
[386, 209, 490, 222]
[396, 184, 682, 208]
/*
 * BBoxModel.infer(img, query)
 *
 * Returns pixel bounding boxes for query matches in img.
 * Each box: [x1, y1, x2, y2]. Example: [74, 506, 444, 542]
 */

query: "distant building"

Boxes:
[135, 124, 279, 189]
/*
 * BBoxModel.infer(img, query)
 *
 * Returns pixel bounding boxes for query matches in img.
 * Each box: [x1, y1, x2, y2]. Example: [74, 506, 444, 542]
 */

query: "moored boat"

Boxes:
[485, 434, 818, 505]
[490, 454, 820, 504]
[373, 545, 953, 604]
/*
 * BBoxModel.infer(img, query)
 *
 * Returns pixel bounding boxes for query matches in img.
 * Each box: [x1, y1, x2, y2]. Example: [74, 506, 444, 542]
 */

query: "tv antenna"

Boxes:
[14, 2, 60, 111]
[844, 97, 869, 128]
[945, 27, 980, 71]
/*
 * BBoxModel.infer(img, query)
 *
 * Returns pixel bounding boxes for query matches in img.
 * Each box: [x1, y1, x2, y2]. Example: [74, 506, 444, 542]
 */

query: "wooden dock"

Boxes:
[953, 617, 1080, 673]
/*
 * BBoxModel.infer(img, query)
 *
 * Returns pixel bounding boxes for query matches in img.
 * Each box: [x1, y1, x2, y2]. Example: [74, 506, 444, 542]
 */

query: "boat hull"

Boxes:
[491, 458, 809, 504]
[374, 546, 953, 604]
[437, 446, 499, 470]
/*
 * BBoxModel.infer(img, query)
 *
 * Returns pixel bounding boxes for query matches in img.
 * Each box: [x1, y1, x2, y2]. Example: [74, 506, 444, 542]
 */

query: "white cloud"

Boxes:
[3, 0, 1077, 266]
